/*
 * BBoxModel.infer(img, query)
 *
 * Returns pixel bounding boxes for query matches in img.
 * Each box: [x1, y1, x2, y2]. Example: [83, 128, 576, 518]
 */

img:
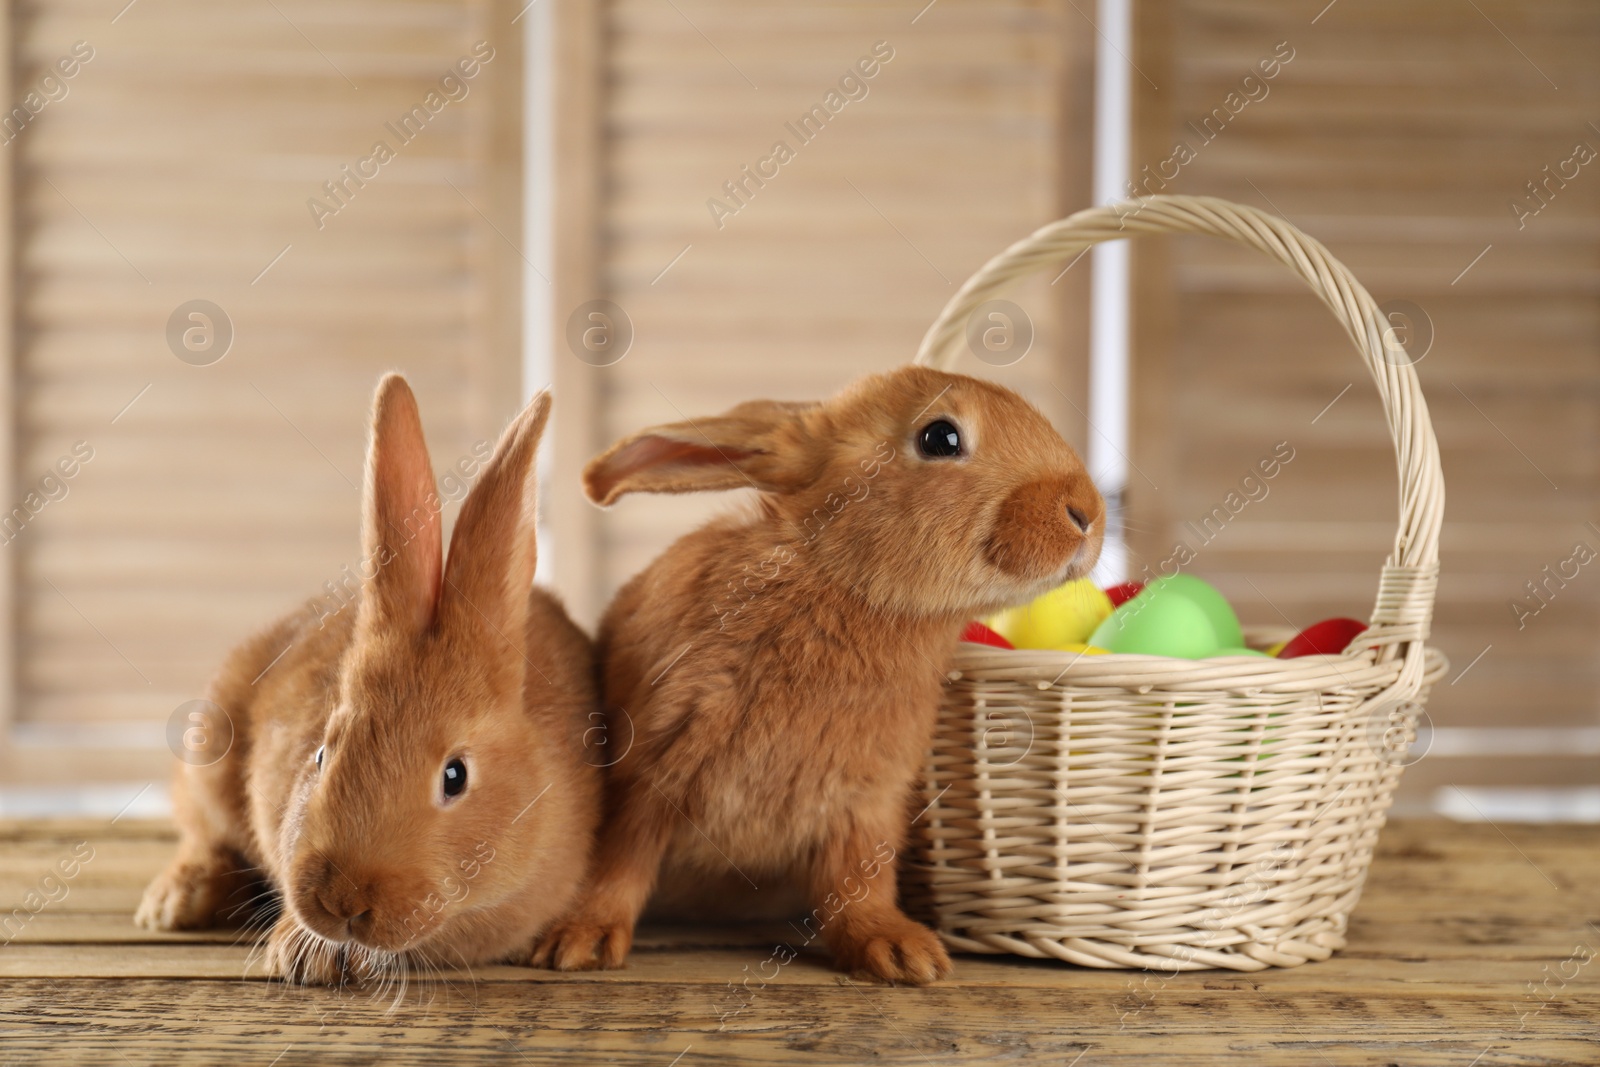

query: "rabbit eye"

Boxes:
[314, 745, 324, 770]
[442, 757, 468, 800]
[917, 419, 962, 459]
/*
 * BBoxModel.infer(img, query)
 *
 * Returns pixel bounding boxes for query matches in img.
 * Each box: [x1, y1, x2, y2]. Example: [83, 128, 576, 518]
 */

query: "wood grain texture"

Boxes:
[0, 817, 1595, 1064]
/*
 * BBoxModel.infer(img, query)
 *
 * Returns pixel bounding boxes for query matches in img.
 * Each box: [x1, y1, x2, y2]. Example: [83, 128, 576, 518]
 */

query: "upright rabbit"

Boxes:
[535, 365, 1103, 984]
[136, 375, 601, 984]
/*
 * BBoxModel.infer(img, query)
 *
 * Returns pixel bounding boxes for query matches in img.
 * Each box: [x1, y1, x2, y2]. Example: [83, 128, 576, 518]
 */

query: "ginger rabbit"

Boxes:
[536, 365, 1102, 984]
[137, 376, 600, 984]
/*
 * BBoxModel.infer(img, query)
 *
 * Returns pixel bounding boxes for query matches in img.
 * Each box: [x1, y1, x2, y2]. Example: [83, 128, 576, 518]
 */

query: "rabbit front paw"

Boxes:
[832, 916, 952, 985]
[135, 856, 236, 931]
[530, 915, 634, 971]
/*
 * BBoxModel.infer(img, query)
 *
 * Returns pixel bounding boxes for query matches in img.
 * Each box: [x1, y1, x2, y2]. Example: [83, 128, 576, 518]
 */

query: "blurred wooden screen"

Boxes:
[1130, 0, 1600, 806]
[1, 1, 524, 785]
[550, 0, 1095, 625]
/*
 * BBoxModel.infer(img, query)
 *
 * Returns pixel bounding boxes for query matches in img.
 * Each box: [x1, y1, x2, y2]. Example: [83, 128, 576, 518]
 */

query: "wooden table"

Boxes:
[1, 817, 1596, 1065]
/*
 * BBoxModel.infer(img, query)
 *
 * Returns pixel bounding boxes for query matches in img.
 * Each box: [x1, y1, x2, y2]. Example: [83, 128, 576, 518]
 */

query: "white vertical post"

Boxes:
[1088, 0, 1133, 585]
[524, 0, 556, 580]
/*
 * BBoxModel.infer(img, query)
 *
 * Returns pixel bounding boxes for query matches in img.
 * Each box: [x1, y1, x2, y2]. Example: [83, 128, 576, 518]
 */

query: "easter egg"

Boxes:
[1053, 643, 1110, 655]
[1089, 587, 1220, 658]
[1103, 581, 1145, 607]
[1278, 617, 1368, 658]
[1156, 574, 1244, 649]
[960, 621, 1013, 649]
[988, 579, 1113, 650]
[1209, 647, 1271, 658]
[1264, 640, 1288, 657]
[1089, 574, 1243, 659]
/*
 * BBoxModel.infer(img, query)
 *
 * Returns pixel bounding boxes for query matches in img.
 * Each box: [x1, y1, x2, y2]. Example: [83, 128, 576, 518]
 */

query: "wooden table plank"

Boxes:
[1, 978, 1596, 1066]
[4, 937, 1598, 989]
[0, 817, 1596, 1065]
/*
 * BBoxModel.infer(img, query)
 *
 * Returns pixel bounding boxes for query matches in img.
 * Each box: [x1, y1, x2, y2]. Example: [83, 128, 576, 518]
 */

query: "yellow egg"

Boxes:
[1265, 640, 1288, 657]
[1053, 643, 1110, 655]
[988, 579, 1113, 650]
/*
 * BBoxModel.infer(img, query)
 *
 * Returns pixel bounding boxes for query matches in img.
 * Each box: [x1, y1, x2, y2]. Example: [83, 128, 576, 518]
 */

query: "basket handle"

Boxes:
[915, 194, 1443, 664]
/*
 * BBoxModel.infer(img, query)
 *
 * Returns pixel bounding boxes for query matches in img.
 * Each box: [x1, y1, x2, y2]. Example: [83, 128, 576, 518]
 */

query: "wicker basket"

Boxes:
[906, 195, 1447, 971]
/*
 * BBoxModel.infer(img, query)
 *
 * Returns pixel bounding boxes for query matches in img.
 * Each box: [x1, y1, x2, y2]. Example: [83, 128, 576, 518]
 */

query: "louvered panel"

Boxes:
[580, 0, 1086, 603]
[1132, 0, 1600, 801]
[6, 0, 522, 743]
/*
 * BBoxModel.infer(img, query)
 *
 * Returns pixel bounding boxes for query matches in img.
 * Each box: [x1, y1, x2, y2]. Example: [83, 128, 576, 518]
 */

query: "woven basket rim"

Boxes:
[945, 642, 1446, 695]
[949, 643, 1394, 675]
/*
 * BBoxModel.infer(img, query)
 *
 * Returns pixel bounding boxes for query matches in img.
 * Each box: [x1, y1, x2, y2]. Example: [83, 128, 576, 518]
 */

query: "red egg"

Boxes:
[1278, 617, 1368, 658]
[1103, 582, 1145, 607]
[960, 621, 1014, 649]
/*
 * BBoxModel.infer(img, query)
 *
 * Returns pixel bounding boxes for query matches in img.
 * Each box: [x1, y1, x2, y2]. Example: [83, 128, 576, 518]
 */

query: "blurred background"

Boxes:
[0, 0, 1594, 820]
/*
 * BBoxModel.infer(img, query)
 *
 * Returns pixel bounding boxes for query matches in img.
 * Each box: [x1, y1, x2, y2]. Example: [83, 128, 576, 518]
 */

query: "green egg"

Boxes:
[1210, 647, 1271, 658]
[1151, 574, 1243, 649]
[1089, 574, 1247, 659]
[1089, 585, 1221, 658]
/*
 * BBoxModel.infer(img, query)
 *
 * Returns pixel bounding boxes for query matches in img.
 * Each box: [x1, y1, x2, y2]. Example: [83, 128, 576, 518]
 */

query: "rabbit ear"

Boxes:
[583, 399, 818, 506]
[357, 374, 443, 637]
[438, 390, 551, 647]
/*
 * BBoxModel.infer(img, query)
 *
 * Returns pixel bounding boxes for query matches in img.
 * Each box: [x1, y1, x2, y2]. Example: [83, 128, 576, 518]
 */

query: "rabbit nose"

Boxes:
[314, 867, 370, 927]
[985, 476, 1094, 580]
